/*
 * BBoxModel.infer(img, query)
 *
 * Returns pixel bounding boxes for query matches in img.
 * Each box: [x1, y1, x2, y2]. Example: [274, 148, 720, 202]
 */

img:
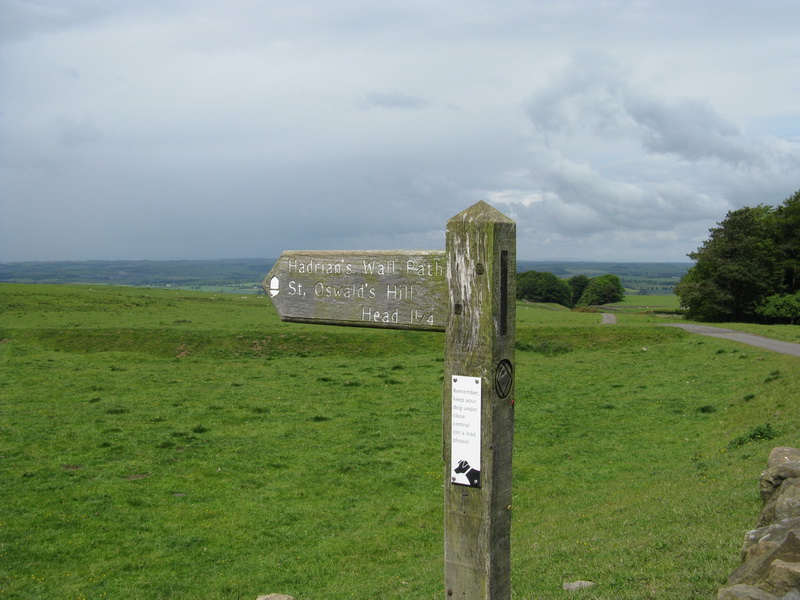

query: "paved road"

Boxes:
[661, 323, 800, 357]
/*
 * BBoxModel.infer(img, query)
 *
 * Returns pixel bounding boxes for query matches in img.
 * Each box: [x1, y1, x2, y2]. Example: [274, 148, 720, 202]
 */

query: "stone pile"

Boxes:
[718, 447, 800, 600]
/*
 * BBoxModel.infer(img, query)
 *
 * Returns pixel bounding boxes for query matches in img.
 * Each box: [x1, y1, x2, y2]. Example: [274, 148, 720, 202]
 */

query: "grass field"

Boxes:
[604, 294, 681, 309]
[1, 284, 799, 599]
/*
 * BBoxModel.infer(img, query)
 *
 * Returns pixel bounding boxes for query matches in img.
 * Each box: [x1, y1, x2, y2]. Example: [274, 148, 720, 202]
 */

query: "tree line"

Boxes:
[516, 271, 625, 308]
[675, 188, 800, 324]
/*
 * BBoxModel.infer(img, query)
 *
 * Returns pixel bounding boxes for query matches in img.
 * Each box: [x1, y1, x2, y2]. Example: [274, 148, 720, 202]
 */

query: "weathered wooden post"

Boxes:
[443, 201, 516, 599]
[263, 200, 516, 599]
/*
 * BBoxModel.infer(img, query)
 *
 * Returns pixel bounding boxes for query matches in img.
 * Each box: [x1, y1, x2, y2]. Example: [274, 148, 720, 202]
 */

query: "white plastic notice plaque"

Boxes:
[450, 375, 482, 487]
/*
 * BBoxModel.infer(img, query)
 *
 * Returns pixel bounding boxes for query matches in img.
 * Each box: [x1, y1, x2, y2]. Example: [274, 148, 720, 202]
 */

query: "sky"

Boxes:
[1, 0, 799, 263]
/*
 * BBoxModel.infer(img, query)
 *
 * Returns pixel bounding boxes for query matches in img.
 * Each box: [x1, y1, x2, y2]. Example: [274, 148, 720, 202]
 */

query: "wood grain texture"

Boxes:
[443, 201, 516, 600]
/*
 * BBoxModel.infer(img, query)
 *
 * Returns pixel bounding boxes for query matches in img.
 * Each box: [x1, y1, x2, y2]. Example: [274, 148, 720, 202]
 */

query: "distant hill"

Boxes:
[0, 258, 691, 295]
[517, 261, 690, 295]
[0, 259, 273, 291]
[516, 260, 690, 278]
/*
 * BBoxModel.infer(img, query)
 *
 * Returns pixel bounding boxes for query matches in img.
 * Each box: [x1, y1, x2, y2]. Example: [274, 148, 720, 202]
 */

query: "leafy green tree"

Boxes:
[567, 274, 590, 305]
[771, 189, 800, 294]
[577, 274, 625, 306]
[516, 270, 573, 306]
[756, 292, 800, 325]
[675, 204, 781, 321]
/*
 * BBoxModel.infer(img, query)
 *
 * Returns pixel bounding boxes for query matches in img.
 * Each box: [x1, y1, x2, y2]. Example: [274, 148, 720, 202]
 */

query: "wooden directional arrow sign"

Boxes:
[263, 250, 447, 331]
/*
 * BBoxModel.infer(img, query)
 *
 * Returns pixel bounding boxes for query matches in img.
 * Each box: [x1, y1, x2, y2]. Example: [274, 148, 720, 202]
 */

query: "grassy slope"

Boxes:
[604, 293, 800, 344]
[1, 284, 799, 599]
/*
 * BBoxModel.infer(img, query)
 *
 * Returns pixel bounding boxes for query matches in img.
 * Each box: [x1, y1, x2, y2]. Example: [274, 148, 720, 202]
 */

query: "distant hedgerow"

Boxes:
[515, 340, 572, 355]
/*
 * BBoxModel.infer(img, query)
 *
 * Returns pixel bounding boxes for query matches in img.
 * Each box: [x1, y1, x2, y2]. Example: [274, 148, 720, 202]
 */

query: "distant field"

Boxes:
[180, 283, 264, 295]
[0, 259, 273, 289]
[604, 294, 682, 311]
[1, 283, 798, 599]
[1, 259, 690, 296]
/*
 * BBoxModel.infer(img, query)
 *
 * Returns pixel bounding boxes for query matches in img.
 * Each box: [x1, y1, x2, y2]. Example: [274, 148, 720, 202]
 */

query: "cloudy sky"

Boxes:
[2, 0, 799, 263]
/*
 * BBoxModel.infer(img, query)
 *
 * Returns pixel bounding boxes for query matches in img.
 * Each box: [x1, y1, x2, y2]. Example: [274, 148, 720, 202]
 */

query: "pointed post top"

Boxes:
[448, 200, 515, 225]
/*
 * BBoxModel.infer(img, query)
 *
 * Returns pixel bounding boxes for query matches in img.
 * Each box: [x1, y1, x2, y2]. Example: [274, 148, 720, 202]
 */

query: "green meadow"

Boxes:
[1, 284, 799, 599]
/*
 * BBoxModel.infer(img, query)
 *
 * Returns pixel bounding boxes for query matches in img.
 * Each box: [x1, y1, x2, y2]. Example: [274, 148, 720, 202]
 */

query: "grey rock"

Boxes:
[762, 560, 800, 597]
[743, 518, 800, 559]
[769, 448, 800, 469]
[730, 529, 800, 586]
[759, 479, 800, 528]
[717, 584, 779, 600]
[721, 448, 800, 599]
[761, 462, 800, 504]
[563, 580, 595, 591]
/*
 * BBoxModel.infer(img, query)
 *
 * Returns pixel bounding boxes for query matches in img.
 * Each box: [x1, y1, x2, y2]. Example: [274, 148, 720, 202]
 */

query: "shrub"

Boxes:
[727, 423, 778, 449]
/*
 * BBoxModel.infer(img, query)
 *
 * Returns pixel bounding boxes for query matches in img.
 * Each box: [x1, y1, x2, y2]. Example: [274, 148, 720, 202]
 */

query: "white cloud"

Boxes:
[485, 52, 800, 260]
[1, 1, 799, 262]
[485, 190, 545, 208]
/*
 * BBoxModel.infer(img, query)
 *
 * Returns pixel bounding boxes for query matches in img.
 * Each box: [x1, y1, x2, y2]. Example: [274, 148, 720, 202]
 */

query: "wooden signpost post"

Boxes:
[263, 201, 516, 600]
